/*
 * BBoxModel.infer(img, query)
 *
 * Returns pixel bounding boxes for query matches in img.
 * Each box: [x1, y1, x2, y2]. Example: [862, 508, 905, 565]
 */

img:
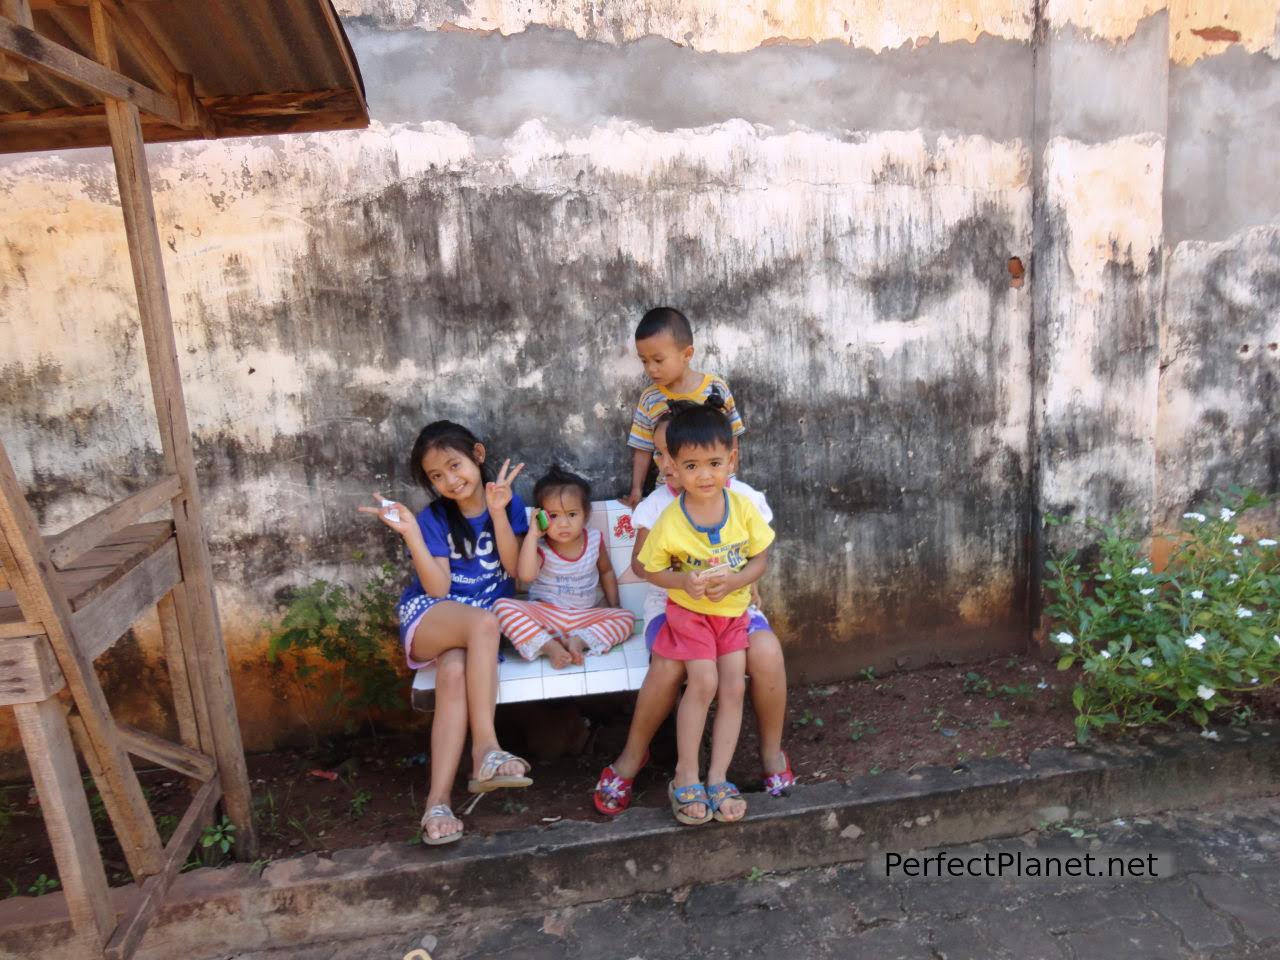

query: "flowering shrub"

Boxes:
[1044, 491, 1280, 742]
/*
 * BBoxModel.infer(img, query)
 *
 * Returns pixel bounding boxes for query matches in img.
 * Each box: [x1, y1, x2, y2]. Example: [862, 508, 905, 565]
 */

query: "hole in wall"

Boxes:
[1007, 256, 1025, 289]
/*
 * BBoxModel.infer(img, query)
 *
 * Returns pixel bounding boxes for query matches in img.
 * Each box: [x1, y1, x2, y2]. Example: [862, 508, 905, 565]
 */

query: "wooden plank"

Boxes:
[0, 0, 32, 82]
[158, 587, 214, 770]
[104, 777, 221, 960]
[0, 617, 48, 639]
[95, 10, 257, 859]
[0, 443, 165, 878]
[48, 475, 181, 569]
[71, 535, 180, 660]
[0, 87, 368, 154]
[0, 632, 65, 705]
[0, 13, 180, 123]
[118, 723, 216, 782]
[15, 697, 116, 950]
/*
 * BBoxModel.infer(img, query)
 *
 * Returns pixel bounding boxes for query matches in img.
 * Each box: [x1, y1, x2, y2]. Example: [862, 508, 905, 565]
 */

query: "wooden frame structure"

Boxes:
[0, 4, 367, 958]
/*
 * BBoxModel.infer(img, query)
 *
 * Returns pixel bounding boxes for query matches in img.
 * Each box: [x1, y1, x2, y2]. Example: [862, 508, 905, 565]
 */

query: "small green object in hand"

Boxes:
[535, 509, 549, 531]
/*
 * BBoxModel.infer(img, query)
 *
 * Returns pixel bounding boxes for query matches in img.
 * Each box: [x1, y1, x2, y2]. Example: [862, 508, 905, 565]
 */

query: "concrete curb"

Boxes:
[3, 722, 1278, 960]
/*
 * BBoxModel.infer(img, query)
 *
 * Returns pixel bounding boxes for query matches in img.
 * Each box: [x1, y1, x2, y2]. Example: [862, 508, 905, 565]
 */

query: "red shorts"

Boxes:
[651, 599, 750, 661]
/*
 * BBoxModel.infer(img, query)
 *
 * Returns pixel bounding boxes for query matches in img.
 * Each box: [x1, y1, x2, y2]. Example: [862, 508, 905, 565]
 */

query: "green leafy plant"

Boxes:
[200, 816, 237, 865]
[1045, 490, 1280, 743]
[746, 866, 766, 883]
[267, 561, 407, 745]
[988, 711, 1011, 729]
[27, 874, 59, 896]
[962, 671, 993, 697]
[847, 719, 877, 742]
[348, 789, 373, 820]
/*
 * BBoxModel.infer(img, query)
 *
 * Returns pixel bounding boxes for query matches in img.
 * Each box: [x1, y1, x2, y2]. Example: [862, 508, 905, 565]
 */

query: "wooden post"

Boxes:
[0, 0, 32, 82]
[90, 0, 256, 857]
[14, 697, 117, 954]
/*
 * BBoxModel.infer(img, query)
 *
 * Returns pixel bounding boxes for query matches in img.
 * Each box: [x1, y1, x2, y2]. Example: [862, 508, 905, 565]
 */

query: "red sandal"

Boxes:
[592, 754, 648, 816]
[762, 751, 796, 797]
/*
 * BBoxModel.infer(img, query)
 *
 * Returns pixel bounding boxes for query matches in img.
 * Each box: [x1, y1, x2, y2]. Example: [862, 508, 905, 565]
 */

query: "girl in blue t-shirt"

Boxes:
[360, 420, 533, 846]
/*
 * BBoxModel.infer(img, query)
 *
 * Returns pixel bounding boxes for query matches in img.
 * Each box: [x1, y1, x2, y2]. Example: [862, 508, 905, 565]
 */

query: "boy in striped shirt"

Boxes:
[622, 307, 745, 508]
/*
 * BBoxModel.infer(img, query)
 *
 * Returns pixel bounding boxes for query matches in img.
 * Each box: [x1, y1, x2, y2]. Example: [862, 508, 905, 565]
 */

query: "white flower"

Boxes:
[1185, 634, 1207, 651]
[1197, 685, 1216, 701]
[1100, 650, 1111, 659]
[1036, 681, 1049, 690]
[1220, 508, 1235, 521]
[1232, 549, 1242, 557]
[1237, 607, 1253, 619]
[1201, 729, 1219, 741]
[1140, 657, 1154, 667]
[1183, 512, 1207, 523]
[1054, 632, 1074, 646]
[1139, 588, 1155, 596]
[1144, 603, 1153, 612]
[1259, 538, 1277, 547]
[1099, 573, 1112, 581]
[1228, 574, 1240, 584]
[1190, 590, 1204, 600]
[1228, 534, 1244, 545]
[1251, 678, 1260, 685]
[1131, 566, 1149, 576]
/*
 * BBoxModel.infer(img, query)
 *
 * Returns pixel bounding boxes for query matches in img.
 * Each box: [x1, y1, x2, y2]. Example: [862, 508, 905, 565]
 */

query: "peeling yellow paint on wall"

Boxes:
[1169, 0, 1279, 63]
[335, 0, 1034, 52]
[1043, 0, 1167, 40]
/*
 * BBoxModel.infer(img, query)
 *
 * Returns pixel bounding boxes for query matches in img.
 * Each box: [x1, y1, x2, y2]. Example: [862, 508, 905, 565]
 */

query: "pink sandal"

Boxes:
[593, 753, 648, 816]
[763, 751, 796, 797]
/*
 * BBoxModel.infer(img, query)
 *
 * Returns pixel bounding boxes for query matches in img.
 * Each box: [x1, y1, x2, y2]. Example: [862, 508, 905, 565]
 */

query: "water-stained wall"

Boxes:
[0, 0, 1276, 764]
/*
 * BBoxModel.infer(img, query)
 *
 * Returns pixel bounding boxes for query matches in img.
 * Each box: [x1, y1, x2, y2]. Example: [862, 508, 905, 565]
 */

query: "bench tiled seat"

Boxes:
[410, 500, 649, 711]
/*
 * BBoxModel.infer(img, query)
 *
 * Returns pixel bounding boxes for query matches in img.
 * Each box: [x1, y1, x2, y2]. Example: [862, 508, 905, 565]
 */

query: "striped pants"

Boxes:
[493, 598, 635, 661]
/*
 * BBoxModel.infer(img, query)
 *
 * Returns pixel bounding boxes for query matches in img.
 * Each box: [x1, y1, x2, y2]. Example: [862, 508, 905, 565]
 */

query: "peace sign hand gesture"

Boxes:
[485, 459, 525, 514]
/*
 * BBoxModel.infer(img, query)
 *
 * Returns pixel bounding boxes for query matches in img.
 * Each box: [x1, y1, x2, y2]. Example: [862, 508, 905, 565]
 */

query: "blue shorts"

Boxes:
[645, 607, 771, 651]
[399, 592, 504, 669]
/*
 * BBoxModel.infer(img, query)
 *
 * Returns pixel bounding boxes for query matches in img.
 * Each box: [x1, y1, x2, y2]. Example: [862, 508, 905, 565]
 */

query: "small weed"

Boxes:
[793, 710, 823, 728]
[963, 672, 994, 697]
[249, 859, 271, 879]
[989, 712, 1012, 729]
[348, 789, 373, 820]
[868, 766, 883, 776]
[27, 874, 59, 896]
[501, 796, 529, 815]
[155, 813, 179, 843]
[2, 876, 17, 898]
[746, 866, 765, 883]
[847, 720, 878, 742]
[287, 816, 317, 849]
[1230, 705, 1256, 728]
[201, 816, 237, 864]
[998, 683, 1036, 702]
[859, 666, 877, 683]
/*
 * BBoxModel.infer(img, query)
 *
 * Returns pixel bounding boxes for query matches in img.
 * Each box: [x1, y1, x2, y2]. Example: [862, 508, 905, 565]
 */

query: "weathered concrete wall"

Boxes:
[1, 0, 1277, 765]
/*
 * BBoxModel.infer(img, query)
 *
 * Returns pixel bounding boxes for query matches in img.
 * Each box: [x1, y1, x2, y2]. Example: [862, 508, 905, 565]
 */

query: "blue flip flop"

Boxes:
[668, 781, 713, 825]
[706, 781, 747, 822]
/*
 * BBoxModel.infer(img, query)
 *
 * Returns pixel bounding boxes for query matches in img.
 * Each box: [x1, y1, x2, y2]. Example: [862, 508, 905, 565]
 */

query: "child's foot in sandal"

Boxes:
[593, 751, 649, 816]
[762, 750, 795, 797]
[707, 781, 747, 822]
[421, 803, 463, 845]
[467, 747, 533, 794]
[668, 781, 713, 825]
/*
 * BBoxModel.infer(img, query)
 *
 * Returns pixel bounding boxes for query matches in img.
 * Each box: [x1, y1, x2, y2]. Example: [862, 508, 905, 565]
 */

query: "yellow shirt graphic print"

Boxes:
[637, 488, 775, 617]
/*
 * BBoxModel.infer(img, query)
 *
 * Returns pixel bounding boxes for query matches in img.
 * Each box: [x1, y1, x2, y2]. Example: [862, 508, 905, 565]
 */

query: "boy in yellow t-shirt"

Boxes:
[622, 307, 745, 507]
[636, 402, 774, 825]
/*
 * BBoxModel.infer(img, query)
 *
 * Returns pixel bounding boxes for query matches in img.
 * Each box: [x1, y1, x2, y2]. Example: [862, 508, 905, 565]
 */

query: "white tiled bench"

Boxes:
[411, 500, 649, 711]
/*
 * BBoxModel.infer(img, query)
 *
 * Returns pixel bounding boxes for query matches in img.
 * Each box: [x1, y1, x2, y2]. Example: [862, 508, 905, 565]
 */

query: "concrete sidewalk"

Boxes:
[247, 794, 1280, 960]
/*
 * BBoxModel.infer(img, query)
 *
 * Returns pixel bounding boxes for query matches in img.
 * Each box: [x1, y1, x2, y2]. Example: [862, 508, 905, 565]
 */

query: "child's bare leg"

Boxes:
[424, 648, 467, 840]
[674, 659, 718, 819]
[409, 602, 525, 779]
[708, 650, 747, 821]
[612, 654, 684, 779]
[745, 630, 788, 774]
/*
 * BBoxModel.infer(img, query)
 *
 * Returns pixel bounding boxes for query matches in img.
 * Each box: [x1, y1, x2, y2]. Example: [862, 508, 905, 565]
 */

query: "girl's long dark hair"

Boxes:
[409, 420, 495, 559]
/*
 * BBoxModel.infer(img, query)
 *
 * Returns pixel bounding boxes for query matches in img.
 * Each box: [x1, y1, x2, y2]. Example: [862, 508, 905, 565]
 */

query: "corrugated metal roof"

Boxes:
[0, 0, 367, 153]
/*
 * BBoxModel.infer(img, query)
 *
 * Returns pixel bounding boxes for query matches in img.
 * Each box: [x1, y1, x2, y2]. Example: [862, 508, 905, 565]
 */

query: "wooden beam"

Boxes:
[105, 777, 221, 960]
[0, 87, 368, 153]
[158, 586, 215, 776]
[94, 6, 257, 860]
[0, 632, 65, 705]
[15, 697, 117, 950]
[48, 474, 181, 569]
[71, 535, 180, 661]
[118, 723, 216, 782]
[0, 11, 180, 123]
[0, 0, 33, 81]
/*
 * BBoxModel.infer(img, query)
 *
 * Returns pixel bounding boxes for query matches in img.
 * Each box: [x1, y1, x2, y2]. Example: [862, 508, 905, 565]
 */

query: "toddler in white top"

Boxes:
[494, 466, 636, 668]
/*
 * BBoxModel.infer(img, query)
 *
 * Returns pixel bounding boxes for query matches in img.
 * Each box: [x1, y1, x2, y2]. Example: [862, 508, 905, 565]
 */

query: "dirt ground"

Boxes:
[2, 652, 1277, 897]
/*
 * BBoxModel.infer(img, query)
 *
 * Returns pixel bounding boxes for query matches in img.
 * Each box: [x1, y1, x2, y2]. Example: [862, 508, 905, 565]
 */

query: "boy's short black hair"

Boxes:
[666, 397, 733, 459]
[534, 464, 592, 512]
[635, 307, 693, 348]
